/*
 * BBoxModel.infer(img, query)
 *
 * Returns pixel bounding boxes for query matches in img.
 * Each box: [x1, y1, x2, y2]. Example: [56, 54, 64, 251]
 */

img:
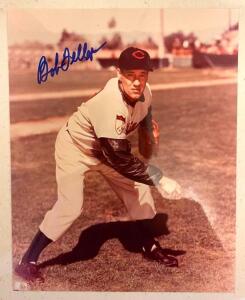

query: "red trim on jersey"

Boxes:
[116, 114, 126, 123]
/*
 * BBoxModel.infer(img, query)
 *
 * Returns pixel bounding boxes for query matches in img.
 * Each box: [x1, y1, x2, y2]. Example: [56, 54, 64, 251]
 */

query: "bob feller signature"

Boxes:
[37, 41, 107, 84]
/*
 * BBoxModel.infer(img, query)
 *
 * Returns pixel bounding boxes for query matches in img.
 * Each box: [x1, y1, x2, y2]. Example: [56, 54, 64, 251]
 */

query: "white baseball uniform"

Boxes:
[39, 78, 156, 241]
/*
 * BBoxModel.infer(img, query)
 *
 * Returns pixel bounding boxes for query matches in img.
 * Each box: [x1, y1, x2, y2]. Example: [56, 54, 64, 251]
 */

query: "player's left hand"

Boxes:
[157, 176, 182, 200]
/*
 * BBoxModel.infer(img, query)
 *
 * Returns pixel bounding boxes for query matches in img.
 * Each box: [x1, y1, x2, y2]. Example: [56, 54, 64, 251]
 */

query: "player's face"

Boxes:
[118, 69, 149, 101]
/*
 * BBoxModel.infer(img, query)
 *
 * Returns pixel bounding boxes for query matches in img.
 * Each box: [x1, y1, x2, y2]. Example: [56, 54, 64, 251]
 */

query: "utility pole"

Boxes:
[228, 9, 231, 30]
[159, 8, 165, 68]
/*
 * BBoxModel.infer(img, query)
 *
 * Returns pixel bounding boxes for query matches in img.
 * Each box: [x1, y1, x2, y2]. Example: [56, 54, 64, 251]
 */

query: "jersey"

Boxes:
[66, 77, 152, 158]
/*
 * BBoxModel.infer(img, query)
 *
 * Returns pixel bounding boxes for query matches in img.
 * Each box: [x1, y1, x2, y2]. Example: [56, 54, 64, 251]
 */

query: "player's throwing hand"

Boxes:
[157, 176, 182, 200]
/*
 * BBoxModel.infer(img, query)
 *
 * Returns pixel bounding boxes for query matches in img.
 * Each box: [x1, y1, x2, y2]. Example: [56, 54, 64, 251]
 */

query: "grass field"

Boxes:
[11, 68, 237, 291]
[9, 67, 235, 96]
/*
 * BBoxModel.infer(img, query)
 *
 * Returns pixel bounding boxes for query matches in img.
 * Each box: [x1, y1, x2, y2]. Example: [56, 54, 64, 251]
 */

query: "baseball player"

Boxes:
[15, 47, 182, 282]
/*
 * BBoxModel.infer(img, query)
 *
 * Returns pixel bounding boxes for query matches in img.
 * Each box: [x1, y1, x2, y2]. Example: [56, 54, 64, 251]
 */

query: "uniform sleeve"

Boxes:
[139, 106, 153, 131]
[99, 137, 163, 186]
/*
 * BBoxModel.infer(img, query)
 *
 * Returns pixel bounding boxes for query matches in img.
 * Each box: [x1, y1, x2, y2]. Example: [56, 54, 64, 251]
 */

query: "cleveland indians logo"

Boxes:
[115, 114, 140, 135]
[115, 114, 126, 135]
[132, 50, 145, 60]
[126, 121, 138, 134]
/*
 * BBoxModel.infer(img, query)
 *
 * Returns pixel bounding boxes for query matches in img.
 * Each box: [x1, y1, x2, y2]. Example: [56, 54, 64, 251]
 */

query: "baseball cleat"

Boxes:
[15, 262, 44, 282]
[142, 244, 178, 267]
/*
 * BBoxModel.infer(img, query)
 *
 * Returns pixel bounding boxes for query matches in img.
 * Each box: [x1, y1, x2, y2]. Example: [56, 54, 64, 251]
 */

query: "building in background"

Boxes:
[8, 19, 238, 72]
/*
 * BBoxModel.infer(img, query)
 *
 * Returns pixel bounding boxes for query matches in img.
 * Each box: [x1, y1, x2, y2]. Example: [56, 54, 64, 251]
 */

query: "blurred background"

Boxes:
[7, 8, 239, 72]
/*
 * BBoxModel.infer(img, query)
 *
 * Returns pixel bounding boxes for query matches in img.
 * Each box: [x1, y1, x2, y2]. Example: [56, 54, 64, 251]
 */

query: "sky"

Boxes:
[7, 8, 239, 46]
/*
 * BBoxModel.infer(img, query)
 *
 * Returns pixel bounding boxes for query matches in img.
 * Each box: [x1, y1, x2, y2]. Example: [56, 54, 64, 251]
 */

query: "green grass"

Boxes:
[10, 81, 237, 124]
[9, 67, 236, 95]
[12, 133, 233, 292]
[11, 83, 236, 291]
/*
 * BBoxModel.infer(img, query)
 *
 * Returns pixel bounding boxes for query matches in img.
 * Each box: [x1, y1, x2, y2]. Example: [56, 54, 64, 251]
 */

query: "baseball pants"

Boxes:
[39, 125, 156, 242]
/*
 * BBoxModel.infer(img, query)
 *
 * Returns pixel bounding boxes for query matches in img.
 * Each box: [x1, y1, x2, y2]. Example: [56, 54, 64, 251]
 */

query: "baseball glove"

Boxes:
[138, 119, 159, 159]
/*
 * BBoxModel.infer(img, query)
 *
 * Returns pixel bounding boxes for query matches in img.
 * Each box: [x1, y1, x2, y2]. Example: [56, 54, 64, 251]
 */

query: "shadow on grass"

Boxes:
[39, 213, 186, 268]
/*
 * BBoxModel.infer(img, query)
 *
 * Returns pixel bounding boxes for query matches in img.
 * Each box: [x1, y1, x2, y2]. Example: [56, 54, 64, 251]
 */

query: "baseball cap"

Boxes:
[118, 47, 153, 71]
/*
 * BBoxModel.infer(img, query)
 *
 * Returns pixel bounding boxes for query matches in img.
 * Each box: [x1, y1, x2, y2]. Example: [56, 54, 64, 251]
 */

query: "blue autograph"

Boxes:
[37, 41, 107, 84]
